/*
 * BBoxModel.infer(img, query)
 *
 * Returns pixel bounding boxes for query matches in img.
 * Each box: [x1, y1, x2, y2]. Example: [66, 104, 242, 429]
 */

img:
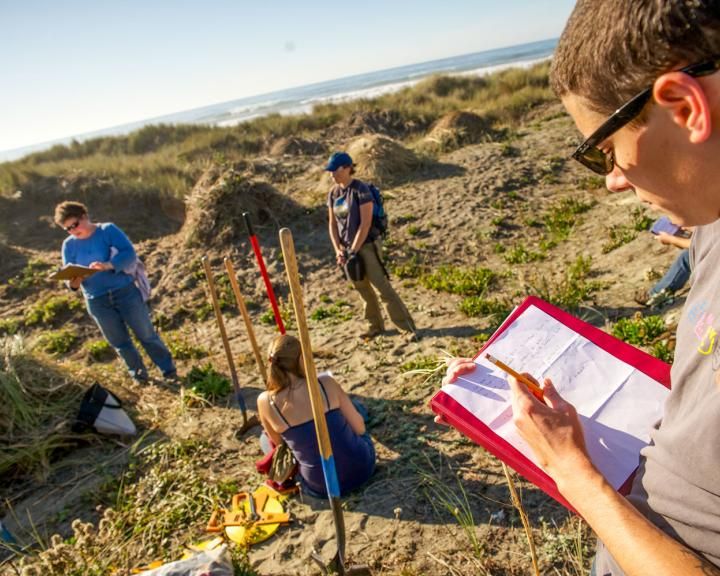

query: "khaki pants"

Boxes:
[352, 240, 415, 333]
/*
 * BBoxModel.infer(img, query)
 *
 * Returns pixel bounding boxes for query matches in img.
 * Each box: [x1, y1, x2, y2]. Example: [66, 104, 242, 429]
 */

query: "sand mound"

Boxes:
[419, 110, 494, 152]
[182, 165, 304, 248]
[269, 136, 325, 157]
[0, 175, 185, 250]
[337, 109, 416, 138]
[346, 135, 422, 186]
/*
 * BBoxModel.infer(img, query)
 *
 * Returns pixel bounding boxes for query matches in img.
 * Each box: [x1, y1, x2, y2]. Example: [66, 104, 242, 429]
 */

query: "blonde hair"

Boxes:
[267, 334, 305, 392]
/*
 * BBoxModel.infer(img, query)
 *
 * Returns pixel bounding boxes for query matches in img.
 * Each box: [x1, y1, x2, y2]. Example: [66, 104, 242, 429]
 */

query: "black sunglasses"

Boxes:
[572, 57, 720, 175]
[64, 219, 81, 232]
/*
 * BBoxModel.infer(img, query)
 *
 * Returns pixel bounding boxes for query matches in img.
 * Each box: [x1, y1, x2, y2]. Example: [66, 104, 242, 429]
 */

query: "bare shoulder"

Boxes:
[257, 390, 271, 412]
[318, 373, 345, 402]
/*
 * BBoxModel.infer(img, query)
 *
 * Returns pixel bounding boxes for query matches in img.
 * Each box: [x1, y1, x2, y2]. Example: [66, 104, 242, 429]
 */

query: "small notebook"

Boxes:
[48, 264, 99, 281]
[430, 296, 671, 510]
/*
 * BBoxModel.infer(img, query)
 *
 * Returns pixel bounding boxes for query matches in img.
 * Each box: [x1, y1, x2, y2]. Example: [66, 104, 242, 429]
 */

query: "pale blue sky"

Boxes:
[0, 0, 575, 153]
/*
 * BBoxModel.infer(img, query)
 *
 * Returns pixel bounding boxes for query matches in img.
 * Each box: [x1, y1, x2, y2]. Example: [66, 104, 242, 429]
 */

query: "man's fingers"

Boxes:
[539, 378, 566, 409]
[442, 358, 476, 385]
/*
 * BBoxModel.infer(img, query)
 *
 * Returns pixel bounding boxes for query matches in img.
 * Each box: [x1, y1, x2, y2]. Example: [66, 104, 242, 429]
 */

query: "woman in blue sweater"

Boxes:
[257, 334, 376, 497]
[54, 201, 176, 382]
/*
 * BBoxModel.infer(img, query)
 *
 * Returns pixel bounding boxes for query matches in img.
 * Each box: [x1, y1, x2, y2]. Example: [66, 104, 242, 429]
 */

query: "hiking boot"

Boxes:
[360, 328, 383, 339]
[163, 370, 181, 384]
[403, 330, 420, 343]
[131, 370, 149, 384]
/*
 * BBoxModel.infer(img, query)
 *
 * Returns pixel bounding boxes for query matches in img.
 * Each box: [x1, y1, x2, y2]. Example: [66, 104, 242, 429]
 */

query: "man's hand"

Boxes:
[89, 261, 113, 271]
[508, 374, 596, 490]
[654, 231, 691, 249]
[434, 357, 476, 425]
[441, 357, 476, 385]
[69, 276, 83, 290]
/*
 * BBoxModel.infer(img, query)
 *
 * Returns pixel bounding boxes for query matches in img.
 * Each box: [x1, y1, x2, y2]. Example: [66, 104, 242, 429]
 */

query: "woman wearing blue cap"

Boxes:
[325, 151, 416, 339]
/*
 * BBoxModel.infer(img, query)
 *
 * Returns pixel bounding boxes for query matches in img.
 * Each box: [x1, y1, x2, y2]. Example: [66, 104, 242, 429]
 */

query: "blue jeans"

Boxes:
[86, 283, 175, 380]
[651, 249, 690, 296]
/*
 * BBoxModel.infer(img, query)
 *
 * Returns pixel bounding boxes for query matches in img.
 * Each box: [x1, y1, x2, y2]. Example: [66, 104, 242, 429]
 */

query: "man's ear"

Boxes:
[653, 72, 712, 144]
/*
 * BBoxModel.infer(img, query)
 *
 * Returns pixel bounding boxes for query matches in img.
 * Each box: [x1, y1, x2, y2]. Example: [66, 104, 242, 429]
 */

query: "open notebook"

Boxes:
[430, 296, 671, 510]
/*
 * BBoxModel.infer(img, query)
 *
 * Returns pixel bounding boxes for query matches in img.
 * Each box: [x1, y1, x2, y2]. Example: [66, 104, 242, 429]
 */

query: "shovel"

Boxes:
[243, 212, 286, 334]
[224, 257, 268, 384]
[201, 256, 258, 434]
[278, 228, 372, 576]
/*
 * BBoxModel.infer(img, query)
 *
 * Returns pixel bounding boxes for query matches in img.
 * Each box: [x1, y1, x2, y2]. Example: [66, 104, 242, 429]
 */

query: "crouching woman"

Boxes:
[257, 334, 376, 497]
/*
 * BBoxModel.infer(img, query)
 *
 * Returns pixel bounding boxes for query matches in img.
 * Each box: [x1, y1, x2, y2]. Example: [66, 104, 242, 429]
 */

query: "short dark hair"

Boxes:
[551, 0, 720, 115]
[54, 201, 88, 226]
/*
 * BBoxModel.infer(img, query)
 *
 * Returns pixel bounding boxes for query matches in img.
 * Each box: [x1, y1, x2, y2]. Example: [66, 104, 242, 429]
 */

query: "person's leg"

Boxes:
[651, 249, 691, 295]
[116, 285, 176, 376]
[351, 275, 385, 334]
[359, 241, 416, 333]
[86, 292, 148, 380]
[259, 431, 273, 455]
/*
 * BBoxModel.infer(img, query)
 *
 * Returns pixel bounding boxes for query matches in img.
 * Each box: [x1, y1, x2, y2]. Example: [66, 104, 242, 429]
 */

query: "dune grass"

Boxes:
[0, 62, 554, 206]
[0, 336, 85, 479]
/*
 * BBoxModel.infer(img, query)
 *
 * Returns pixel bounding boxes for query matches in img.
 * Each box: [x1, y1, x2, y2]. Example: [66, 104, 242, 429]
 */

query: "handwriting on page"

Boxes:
[489, 305, 579, 378]
[439, 303, 670, 490]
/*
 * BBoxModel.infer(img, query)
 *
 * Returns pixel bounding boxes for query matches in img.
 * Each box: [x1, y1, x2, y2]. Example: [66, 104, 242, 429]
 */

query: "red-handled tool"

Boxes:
[243, 212, 286, 334]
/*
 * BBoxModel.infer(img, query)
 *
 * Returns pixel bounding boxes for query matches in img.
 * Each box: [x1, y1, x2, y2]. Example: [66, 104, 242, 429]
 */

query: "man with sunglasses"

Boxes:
[443, 2, 720, 575]
[528, 1, 720, 575]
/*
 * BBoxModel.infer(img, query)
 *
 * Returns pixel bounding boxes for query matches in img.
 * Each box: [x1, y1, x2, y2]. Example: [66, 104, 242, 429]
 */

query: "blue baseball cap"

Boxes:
[324, 151, 353, 171]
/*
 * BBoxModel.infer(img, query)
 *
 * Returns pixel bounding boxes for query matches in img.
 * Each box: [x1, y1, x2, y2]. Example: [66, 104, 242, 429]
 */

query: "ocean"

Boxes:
[1, 38, 556, 162]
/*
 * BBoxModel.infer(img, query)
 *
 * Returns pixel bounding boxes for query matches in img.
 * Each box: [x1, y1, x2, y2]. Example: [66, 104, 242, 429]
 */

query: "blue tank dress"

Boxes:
[270, 381, 376, 498]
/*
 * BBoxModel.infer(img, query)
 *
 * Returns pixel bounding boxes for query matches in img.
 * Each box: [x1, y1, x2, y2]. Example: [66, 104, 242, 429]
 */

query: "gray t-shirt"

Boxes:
[327, 179, 374, 248]
[595, 219, 720, 574]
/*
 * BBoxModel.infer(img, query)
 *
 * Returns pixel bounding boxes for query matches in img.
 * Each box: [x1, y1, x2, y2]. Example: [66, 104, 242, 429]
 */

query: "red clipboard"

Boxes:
[430, 296, 671, 511]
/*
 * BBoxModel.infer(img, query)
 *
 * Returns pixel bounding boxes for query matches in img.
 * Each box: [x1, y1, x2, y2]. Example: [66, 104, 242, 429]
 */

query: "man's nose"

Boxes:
[605, 165, 634, 194]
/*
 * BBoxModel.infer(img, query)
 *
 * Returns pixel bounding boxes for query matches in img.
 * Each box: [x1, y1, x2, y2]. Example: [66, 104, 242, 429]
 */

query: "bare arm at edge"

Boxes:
[508, 375, 720, 576]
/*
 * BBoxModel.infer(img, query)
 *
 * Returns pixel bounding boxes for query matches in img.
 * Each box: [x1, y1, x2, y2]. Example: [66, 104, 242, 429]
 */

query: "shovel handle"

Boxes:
[244, 212, 286, 334]
[201, 257, 247, 415]
[279, 230, 335, 473]
[224, 258, 268, 384]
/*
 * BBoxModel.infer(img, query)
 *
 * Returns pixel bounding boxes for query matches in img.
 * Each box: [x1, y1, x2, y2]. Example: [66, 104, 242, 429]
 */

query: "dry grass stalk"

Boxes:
[502, 463, 539, 576]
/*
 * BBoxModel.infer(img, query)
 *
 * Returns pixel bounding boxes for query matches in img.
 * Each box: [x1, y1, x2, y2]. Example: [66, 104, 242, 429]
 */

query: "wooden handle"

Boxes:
[201, 256, 240, 394]
[278, 229, 331, 460]
[224, 257, 268, 384]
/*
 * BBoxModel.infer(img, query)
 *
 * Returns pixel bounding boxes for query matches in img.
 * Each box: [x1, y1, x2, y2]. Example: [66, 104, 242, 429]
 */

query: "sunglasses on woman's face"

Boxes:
[64, 220, 81, 232]
[572, 58, 720, 175]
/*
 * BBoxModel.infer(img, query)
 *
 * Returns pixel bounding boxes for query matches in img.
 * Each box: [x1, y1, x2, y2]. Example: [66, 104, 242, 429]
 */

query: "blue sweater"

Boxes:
[62, 223, 136, 299]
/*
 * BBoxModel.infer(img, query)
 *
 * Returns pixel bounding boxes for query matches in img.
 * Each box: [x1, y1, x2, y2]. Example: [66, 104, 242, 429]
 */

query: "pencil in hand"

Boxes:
[485, 353, 545, 401]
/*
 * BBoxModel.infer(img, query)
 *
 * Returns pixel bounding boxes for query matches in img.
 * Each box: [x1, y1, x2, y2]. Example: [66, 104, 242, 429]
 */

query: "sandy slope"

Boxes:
[0, 102, 685, 575]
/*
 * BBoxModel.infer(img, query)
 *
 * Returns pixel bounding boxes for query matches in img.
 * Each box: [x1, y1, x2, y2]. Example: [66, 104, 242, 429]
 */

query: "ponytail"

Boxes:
[266, 334, 304, 392]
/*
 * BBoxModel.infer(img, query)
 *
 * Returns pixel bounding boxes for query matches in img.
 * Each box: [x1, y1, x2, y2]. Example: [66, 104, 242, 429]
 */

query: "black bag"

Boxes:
[343, 252, 365, 281]
[73, 383, 136, 436]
